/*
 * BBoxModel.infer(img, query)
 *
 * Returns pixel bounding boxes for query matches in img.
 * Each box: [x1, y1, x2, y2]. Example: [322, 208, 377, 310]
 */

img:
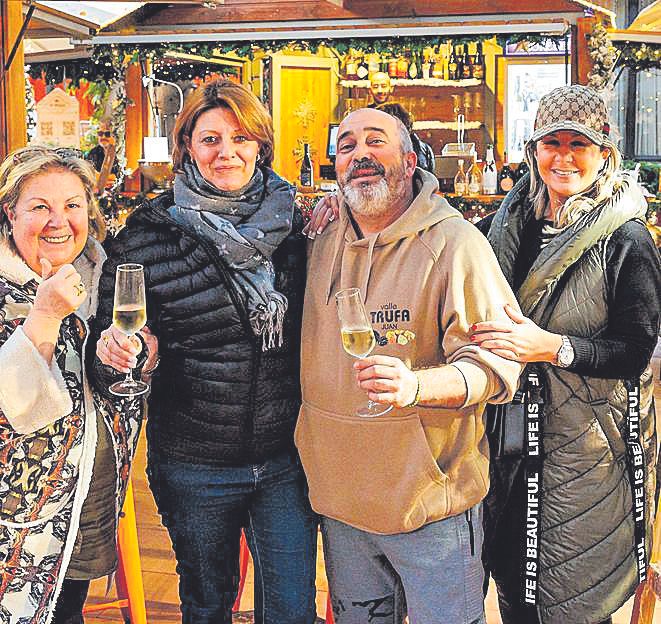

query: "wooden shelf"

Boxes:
[445, 192, 505, 202]
[340, 78, 482, 88]
[412, 120, 483, 131]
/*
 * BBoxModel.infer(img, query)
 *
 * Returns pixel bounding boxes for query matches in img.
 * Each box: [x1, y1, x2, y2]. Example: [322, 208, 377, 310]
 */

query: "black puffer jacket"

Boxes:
[95, 174, 306, 467]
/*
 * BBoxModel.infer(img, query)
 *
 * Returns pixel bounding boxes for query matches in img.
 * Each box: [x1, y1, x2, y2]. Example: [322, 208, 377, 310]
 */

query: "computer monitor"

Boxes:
[327, 124, 340, 160]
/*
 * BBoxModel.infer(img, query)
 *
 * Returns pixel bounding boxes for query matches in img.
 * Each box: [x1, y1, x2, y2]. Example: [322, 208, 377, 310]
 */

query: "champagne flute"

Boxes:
[109, 263, 149, 397]
[336, 288, 392, 418]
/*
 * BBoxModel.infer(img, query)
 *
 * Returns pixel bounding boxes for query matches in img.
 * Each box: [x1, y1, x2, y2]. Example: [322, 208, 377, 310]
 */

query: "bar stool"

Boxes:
[232, 531, 334, 622]
[232, 530, 250, 612]
[82, 476, 147, 624]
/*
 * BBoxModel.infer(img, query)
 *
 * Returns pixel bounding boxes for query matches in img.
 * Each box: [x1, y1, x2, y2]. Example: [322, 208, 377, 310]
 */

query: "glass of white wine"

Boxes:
[109, 263, 149, 397]
[335, 288, 392, 418]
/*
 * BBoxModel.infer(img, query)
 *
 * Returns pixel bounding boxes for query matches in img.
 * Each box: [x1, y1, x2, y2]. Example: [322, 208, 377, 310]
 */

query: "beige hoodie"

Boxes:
[296, 170, 522, 534]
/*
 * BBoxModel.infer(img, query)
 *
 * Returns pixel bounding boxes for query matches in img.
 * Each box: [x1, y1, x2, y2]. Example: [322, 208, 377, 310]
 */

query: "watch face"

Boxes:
[558, 339, 574, 367]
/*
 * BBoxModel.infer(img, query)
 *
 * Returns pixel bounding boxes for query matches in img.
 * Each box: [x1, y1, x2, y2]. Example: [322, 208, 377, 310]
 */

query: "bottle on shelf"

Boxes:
[380, 54, 390, 74]
[345, 53, 358, 81]
[422, 49, 432, 80]
[461, 45, 473, 79]
[388, 56, 399, 78]
[467, 154, 482, 196]
[367, 53, 381, 78]
[431, 50, 445, 79]
[515, 159, 530, 182]
[408, 52, 420, 79]
[498, 152, 516, 194]
[396, 55, 409, 79]
[454, 159, 468, 196]
[356, 55, 369, 80]
[300, 143, 314, 188]
[472, 41, 485, 80]
[448, 45, 460, 81]
[482, 145, 498, 195]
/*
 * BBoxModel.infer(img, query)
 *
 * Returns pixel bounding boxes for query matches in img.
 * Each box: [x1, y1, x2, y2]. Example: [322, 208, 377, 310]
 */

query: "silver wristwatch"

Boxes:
[556, 335, 575, 368]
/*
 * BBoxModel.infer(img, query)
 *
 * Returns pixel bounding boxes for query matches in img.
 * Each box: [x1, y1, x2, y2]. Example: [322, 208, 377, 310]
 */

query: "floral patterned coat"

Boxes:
[0, 238, 143, 624]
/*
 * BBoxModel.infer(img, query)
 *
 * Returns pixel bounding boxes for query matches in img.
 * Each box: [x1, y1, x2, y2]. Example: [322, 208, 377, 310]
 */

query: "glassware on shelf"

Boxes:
[454, 159, 468, 196]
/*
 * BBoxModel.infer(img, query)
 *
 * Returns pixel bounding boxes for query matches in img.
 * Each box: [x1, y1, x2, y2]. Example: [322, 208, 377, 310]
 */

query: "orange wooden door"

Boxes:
[271, 54, 338, 185]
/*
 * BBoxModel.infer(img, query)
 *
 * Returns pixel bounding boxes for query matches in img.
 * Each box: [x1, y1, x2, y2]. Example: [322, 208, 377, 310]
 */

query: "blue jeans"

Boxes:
[148, 450, 318, 624]
[322, 504, 486, 624]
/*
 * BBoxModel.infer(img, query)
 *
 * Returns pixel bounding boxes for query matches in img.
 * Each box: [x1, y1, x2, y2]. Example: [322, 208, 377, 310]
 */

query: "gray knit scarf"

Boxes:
[170, 160, 295, 351]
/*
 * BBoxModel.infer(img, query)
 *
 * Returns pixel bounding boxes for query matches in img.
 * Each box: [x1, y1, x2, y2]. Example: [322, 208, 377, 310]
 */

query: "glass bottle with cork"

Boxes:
[482, 145, 498, 195]
[472, 41, 485, 80]
[448, 45, 461, 81]
[461, 44, 473, 79]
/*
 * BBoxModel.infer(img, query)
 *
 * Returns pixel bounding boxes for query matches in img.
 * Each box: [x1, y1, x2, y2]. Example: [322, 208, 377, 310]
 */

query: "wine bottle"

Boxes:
[356, 55, 369, 80]
[300, 143, 314, 188]
[482, 145, 497, 195]
[448, 45, 460, 81]
[467, 153, 482, 196]
[498, 151, 516, 194]
[454, 159, 467, 196]
[472, 41, 485, 80]
[461, 45, 473, 79]
[515, 159, 530, 182]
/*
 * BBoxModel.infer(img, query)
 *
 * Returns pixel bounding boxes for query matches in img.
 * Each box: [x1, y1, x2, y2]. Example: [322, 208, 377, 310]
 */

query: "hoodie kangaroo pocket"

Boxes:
[295, 401, 449, 534]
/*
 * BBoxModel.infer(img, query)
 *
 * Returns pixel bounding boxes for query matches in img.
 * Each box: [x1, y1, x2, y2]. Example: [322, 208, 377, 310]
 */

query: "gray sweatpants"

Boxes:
[321, 504, 486, 624]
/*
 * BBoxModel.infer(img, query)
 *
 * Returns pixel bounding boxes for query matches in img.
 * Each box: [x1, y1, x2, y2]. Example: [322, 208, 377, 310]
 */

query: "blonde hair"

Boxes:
[525, 138, 622, 229]
[172, 80, 274, 171]
[0, 146, 106, 242]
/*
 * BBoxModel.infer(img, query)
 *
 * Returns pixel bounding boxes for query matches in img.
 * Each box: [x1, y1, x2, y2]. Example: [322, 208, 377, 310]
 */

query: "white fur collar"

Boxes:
[0, 236, 106, 318]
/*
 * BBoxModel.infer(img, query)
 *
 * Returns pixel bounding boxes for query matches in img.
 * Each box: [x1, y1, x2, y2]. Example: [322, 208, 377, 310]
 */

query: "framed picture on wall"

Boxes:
[505, 59, 568, 163]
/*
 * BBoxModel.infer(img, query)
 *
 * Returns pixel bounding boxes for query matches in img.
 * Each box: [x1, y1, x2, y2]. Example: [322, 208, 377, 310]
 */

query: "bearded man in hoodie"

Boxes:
[296, 108, 523, 624]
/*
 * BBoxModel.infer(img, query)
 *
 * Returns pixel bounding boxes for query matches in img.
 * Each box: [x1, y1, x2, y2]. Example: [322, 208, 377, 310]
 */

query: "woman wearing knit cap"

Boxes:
[473, 84, 661, 623]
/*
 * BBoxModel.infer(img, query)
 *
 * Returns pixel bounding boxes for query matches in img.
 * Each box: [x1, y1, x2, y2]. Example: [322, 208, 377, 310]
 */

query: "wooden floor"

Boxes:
[85, 346, 661, 624]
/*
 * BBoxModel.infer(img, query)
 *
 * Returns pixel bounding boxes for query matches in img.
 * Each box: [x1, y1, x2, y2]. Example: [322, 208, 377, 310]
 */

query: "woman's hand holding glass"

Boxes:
[98, 263, 151, 396]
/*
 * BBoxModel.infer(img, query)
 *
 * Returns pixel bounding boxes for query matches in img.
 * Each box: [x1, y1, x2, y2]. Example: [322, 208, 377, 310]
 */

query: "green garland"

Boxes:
[92, 33, 565, 64]
[613, 40, 661, 72]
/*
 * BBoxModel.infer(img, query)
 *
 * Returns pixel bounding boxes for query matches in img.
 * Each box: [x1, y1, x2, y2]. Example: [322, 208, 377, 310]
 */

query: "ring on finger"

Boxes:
[102, 334, 109, 346]
[73, 282, 85, 296]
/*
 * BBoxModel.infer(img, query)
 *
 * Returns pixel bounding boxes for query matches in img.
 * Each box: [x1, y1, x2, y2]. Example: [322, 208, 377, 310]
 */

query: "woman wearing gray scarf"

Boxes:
[95, 80, 317, 624]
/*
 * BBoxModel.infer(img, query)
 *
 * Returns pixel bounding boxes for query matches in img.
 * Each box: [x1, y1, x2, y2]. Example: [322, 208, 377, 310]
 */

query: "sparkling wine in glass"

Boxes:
[109, 263, 149, 397]
[336, 288, 392, 418]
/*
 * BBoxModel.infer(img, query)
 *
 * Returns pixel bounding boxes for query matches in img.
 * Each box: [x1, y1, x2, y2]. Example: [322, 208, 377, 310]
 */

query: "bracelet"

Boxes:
[142, 355, 160, 376]
[404, 373, 421, 408]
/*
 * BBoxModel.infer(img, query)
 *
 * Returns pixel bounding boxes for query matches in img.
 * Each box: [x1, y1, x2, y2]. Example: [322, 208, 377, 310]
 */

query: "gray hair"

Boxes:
[524, 139, 622, 229]
[0, 146, 106, 242]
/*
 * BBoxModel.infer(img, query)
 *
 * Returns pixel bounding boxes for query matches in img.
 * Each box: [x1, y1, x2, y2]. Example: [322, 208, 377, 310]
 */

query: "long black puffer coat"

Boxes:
[95, 172, 306, 467]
